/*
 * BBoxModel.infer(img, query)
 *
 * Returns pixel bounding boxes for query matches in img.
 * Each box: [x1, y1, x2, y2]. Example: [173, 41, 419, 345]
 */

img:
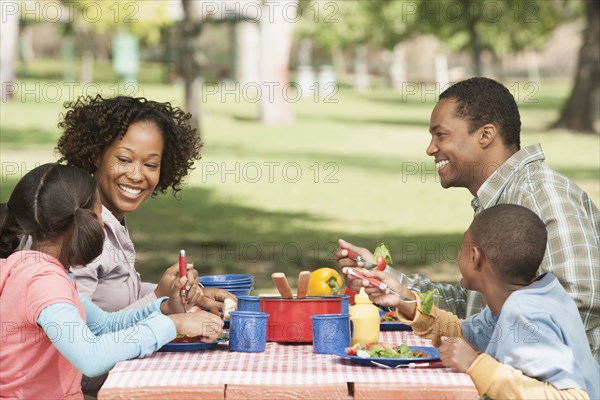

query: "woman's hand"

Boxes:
[192, 288, 237, 316]
[155, 263, 200, 299]
[334, 239, 375, 292]
[439, 337, 479, 372]
[159, 273, 203, 315]
[168, 311, 224, 342]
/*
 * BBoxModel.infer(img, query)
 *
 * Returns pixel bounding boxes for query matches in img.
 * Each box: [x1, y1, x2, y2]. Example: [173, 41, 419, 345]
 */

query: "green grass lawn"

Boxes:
[1, 78, 599, 291]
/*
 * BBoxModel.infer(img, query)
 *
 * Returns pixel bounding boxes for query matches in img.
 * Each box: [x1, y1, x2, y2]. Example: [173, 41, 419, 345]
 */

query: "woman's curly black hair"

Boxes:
[56, 95, 202, 197]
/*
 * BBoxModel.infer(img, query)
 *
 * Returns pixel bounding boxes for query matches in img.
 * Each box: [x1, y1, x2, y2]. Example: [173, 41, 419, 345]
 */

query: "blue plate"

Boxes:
[337, 346, 440, 367]
[380, 321, 412, 331]
[379, 310, 412, 331]
[158, 337, 228, 352]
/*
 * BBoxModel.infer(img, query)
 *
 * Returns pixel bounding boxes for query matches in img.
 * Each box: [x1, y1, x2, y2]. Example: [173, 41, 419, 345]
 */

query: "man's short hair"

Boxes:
[468, 204, 547, 282]
[440, 77, 521, 150]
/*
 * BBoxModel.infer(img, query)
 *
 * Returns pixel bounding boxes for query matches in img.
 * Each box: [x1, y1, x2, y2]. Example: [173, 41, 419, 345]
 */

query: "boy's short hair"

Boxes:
[468, 204, 547, 282]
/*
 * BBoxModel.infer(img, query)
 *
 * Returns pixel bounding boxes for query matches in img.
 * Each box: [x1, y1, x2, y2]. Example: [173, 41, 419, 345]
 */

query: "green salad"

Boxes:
[347, 343, 425, 359]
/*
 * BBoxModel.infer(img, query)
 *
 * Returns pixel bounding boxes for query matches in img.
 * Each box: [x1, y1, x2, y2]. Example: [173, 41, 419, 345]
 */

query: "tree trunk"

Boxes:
[236, 21, 260, 86]
[80, 30, 95, 84]
[525, 48, 540, 84]
[354, 45, 369, 92]
[435, 54, 449, 93]
[332, 48, 347, 83]
[551, 0, 599, 134]
[467, 17, 482, 76]
[462, 0, 482, 77]
[388, 43, 406, 91]
[20, 23, 35, 78]
[259, 0, 298, 124]
[1, 4, 19, 101]
[179, 0, 204, 133]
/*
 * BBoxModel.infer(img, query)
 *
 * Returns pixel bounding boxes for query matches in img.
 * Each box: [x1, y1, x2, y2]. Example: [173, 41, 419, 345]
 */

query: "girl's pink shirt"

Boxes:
[0, 250, 86, 399]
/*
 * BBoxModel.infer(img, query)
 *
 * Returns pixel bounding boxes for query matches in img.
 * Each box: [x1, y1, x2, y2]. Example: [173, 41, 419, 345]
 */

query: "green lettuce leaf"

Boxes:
[373, 242, 392, 266]
[418, 289, 439, 315]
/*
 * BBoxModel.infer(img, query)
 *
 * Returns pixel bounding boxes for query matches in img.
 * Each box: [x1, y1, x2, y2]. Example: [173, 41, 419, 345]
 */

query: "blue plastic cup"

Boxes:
[229, 311, 269, 353]
[311, 313, 351, 355]
[237, 295, 260, 312]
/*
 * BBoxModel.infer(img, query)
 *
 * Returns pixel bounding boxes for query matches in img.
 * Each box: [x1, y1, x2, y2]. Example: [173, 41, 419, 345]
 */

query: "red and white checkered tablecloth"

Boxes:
[101, 331, 475, 390]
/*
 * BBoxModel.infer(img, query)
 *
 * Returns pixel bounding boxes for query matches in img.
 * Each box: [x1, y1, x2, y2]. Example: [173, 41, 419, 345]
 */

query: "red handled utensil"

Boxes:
[346, 267, 417, 303]
[342, 249, 388, 271]
[179, 249, 188, 312]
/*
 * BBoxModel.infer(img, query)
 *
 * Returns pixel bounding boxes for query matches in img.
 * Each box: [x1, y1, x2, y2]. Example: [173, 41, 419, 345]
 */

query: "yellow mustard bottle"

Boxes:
[349, 288, 380, 346]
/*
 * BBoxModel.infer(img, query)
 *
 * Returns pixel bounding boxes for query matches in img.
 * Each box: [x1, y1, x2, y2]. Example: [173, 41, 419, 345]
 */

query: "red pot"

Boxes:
[259, 296, 343, 342]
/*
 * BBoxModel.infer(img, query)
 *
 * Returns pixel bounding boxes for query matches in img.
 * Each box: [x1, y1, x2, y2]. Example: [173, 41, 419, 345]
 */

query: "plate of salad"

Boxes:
[338, 343, 440, 367]
[158, 333, 229, 352]
[379, 310, 412, 331]
[379, 287, 440, 331]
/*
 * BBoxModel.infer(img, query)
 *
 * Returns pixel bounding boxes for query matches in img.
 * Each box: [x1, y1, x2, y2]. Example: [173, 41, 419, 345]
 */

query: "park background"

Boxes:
[1, 0, 598, 291]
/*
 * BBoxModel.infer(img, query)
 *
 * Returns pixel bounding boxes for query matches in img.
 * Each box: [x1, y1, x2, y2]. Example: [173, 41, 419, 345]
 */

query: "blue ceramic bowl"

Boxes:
[227, 288, 254, 297]
[200, 274, 254, 284]
[201, 282, 253, 289]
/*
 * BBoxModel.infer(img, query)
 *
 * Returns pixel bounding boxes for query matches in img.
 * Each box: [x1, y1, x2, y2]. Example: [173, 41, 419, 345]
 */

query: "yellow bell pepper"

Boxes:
[307, 268, 343, 296]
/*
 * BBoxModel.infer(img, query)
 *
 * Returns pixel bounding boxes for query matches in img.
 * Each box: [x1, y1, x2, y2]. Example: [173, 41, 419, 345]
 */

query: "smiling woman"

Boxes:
[55, 95, 236, 395]
[94, 121, 164, 220]
[55, 95, 208, 312]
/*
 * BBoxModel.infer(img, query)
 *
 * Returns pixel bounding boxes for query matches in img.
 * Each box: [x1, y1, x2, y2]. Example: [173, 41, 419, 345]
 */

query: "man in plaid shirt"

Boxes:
[338, 77, 600, 361]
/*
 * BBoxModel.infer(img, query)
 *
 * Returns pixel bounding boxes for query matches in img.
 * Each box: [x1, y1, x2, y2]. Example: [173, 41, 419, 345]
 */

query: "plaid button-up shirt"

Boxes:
[393, 144, 600, 360]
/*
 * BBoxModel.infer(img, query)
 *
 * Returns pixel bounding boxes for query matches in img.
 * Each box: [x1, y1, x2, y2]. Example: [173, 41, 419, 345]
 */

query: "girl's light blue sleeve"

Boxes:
[81, 294, 167, 335]
[37, 298, 176, 377]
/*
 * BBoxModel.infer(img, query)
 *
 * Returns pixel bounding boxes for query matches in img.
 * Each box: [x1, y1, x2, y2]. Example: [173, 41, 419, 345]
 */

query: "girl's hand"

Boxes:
[168, 311, 224, 342]
[192, 288, 237, 316]
[155, 263, 200, 298]
[439, 337, 479, 372]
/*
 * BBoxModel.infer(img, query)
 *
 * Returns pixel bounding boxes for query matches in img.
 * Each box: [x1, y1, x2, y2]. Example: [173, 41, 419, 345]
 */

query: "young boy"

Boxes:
[349, 204, 599, 399]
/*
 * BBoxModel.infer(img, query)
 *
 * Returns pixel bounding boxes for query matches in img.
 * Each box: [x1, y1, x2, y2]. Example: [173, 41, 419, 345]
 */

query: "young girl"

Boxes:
[0, 163, 223, 399]
[55, 95, 235, 314]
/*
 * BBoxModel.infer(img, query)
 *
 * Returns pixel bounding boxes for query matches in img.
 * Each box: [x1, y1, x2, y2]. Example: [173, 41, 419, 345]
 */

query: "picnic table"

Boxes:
[98, 331, 478, 400]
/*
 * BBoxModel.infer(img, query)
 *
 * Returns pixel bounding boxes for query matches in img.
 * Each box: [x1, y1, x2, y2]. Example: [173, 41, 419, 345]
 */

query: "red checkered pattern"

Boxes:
[102, 331, 474, 389]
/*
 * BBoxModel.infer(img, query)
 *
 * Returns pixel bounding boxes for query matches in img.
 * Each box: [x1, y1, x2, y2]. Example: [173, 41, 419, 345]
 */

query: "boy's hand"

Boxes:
[439, 336, 478, 372]
[335, 239, 375, 292]
[168, 311, 224, 342]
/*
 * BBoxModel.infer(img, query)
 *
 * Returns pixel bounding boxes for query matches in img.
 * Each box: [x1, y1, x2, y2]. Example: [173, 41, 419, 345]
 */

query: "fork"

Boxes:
[346, 268, 419, 303]
[370, 360, 423, 369]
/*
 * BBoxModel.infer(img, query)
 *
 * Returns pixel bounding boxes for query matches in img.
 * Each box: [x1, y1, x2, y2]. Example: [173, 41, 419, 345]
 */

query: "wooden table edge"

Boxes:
[98, 384, 225, 400]
[354, 382, 478, 400]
